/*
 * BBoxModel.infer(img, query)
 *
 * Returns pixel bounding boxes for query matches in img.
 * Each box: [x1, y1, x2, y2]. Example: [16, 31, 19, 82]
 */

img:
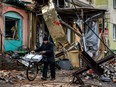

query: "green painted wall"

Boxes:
[108, 23, 116, 50]
[94, 0, 116, 51]
[95, 0, 108, 5]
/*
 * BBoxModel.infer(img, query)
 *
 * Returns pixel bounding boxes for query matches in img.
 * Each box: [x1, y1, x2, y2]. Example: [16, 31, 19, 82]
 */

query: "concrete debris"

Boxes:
[16, 74, 26, 80]
[0, 70, 26, 84]
[0, 77, 5, 81]
[83, 60, 116, 83]
[101, 60, 116, 81]
[112, 77, 116, 83]
[100, 76, 111, 82]
[0, 70, 116, 87]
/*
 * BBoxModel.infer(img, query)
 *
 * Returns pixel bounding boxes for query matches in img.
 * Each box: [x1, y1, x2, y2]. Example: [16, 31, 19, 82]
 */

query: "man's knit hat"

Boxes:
[43, 36, 48, 41]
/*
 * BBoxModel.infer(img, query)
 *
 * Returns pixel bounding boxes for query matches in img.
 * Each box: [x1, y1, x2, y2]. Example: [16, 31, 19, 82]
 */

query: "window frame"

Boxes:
[113, 24, 116, 41]
[113, 0, 116, 9]
[5, 17, 19, 40]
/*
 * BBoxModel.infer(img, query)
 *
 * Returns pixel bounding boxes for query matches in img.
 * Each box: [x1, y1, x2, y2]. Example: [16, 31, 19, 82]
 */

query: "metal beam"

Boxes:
[60, 20, 82, 38]
[73, 54, 115, 75]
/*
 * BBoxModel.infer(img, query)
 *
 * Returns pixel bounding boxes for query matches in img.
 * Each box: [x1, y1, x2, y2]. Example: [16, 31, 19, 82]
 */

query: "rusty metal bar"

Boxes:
[73, 54, 115, 75]
[72, 75, 85, 85]
[82, 51, 104, 76]
[72, 54, 115, 85]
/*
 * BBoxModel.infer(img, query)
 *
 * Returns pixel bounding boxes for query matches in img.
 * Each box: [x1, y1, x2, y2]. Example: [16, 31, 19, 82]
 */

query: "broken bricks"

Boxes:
[0, 70, 26, 84]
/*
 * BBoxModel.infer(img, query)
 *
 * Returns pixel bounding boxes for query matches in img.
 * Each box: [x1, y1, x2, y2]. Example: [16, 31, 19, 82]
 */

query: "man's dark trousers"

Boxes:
[42, 61, 55, 79]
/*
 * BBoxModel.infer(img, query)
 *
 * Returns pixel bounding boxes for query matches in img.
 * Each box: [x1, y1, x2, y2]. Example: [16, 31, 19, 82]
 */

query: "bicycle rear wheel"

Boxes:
[26, 62, 38, 81]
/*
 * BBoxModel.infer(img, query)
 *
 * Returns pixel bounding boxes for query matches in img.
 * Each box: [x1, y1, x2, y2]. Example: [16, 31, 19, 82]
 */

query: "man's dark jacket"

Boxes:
[35, 42, 55, 62]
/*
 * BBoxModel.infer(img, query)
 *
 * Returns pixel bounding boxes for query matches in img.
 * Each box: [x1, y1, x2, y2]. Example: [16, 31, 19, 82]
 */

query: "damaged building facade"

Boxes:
[30, 0, 116, 83]
[32, 0, 106, 67]
[0, 0, 107, 56]
[0, 0, 34, 51]
[0, 0, 108, 68]
[0, 0, 115, 85]
[0, 0, 109, 67]
[92, 0, 116, 54]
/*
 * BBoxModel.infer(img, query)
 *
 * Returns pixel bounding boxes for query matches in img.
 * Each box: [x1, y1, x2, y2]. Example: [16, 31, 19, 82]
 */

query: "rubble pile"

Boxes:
[101, 60, 116, 82]
[0, 53, 25, 70]
[0, 70, 26, 84]
[83, 60, 116, 83]
[0, 70, 116, 87]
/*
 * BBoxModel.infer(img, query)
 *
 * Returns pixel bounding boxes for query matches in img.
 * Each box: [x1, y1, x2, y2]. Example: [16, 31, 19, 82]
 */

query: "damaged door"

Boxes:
[4, 12, 22, 51]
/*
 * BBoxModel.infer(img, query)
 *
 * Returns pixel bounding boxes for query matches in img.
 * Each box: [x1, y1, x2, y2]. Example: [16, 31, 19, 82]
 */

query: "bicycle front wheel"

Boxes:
[26, 62, 38, 81]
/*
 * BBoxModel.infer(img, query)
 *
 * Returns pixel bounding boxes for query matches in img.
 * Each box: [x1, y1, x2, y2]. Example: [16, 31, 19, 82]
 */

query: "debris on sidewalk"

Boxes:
[100, 76, 111, 82]
[0, 77, 5, 81]
[0, 70, 116, 87]
[0, 70, 26, 84]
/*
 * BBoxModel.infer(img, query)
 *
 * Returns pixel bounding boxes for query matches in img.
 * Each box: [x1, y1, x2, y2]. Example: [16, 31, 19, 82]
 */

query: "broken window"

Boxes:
[113, 0, 116, 9]
[113, 24, 116, 40]
[5, 17, 19, 40]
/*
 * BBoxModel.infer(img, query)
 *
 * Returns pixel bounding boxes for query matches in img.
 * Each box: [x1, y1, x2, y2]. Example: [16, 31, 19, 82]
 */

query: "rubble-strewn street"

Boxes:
[0, 70, 116, 87]
[0, 0, 116, 87]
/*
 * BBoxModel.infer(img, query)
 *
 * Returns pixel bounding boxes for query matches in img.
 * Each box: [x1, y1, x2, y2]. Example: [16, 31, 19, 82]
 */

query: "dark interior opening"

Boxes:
[37, 0, 49, 5]
[5, 17, 18, 39]
[59, 0, 65, 8]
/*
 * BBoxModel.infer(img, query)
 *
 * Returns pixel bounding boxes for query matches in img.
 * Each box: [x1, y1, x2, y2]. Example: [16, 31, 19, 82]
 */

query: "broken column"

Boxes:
[41, 0, 69, 47]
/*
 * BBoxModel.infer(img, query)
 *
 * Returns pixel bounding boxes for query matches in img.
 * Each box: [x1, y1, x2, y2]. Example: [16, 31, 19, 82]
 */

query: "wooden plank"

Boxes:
[69, 50, 80, 67]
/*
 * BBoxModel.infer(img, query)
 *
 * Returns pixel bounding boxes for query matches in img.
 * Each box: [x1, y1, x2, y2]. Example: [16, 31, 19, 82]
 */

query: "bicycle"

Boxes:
[18, 52, 43, 81]
[20, 52, 62, 81]
[5, 49, 61, 81]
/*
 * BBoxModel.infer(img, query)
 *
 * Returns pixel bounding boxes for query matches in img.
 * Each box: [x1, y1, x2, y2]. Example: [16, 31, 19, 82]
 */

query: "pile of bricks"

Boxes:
[101, 59, 116, 82]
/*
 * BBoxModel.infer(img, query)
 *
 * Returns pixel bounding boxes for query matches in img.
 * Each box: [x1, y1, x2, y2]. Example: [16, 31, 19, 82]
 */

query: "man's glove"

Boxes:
[40, 51, 46, 54]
